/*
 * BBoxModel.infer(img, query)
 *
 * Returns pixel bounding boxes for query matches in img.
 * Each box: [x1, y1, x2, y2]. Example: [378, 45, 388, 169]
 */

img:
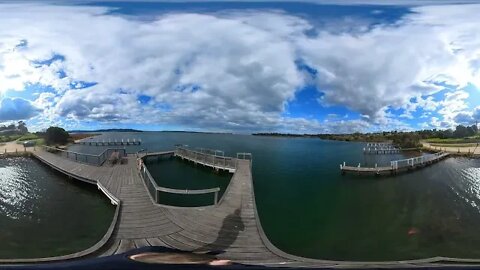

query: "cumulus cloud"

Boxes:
[0, 3, 479, 132]
[0, 97, 40, 121]
[299, 4, 480, 123]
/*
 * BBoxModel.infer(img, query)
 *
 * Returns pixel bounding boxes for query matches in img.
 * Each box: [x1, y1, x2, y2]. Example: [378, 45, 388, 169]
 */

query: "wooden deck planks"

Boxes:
[25, 149, 480, 268]
[133, 239, 151, 249]
[98, 240, 121, 257]
[145, 237, 171, 248]
[29, 150, 288, 265]
[115, 239, 136, 254]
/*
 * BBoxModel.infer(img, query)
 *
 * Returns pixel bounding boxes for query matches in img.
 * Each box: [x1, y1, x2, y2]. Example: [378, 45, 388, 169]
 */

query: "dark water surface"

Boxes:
[70, 132, 480, 261]
[0, 157, 115, 259]
[143, 156, 231, 207]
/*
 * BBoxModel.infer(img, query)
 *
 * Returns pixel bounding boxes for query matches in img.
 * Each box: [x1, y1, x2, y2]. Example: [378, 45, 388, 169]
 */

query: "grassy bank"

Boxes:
[429, 142, 478, 147]
[0, 133, 45, 146]
[0, 134, 23, 143]
[425, 137, 480, 144]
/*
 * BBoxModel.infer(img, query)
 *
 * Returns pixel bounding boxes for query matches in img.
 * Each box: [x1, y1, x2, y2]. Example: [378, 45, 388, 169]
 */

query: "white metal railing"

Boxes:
[366, 142, 393, 147]
[390, 152, 448, 170]
[340, 152, 449, 170]
[78, 138, 142, 145]
[174, 146, 237, 171]
[41, 145, 127, 166]
[138, 158, 221, 206]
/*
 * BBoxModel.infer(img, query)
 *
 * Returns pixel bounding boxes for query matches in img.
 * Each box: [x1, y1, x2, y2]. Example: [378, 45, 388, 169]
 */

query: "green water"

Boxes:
[143, 156, 231, 207]
[70, 132, 480, 261]
[0, 157, 115, 259]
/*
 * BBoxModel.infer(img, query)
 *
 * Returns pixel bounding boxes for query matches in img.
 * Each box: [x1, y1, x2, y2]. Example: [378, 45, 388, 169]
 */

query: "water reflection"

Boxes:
[0, 157, 114, 259]
[70, 132, 480, 260]
[0, 158, 39, 220]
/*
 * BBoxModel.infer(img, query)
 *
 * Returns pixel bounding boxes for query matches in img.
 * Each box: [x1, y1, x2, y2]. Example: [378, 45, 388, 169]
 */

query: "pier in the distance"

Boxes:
[76, 138, 142, 146]
[340, 152, 450, 176]
[363, 142, 400, 154]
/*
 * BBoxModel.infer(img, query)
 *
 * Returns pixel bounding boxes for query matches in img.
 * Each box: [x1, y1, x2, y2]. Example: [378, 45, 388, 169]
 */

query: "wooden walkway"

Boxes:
[9, 149, 480, 268]
[174, 147, 237, 173]
[340, 152, 450, 176]
[28, 149, 290, 266]
[76, 138, 141, 146]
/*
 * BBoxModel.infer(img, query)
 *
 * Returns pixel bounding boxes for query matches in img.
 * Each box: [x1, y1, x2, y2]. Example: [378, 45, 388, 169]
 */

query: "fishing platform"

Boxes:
[2, 145, 478, 268]
[340, 152, 450, 176]
[363, 142, 400, 154]
[75, 138, 142, 146]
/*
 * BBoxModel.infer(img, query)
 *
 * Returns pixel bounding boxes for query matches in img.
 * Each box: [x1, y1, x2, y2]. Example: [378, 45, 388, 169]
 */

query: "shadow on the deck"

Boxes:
[197, 208, 245, 253]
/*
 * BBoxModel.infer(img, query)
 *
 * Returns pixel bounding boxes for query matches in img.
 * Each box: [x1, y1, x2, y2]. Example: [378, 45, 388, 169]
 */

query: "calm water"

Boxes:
[71, 132, 480, 261]
[143, 156, 231, 207]
[0, 157, 115, 259]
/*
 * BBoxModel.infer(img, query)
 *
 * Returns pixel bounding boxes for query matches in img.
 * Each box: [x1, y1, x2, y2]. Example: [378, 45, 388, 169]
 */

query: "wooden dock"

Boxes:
[173, 146, 239, 173]
[340, 152, 450, 176]
[3, 147, 480, 268]
[14, 147, 291, 266]
[363, 142, 400, 154]
[76, 138, 141, 146]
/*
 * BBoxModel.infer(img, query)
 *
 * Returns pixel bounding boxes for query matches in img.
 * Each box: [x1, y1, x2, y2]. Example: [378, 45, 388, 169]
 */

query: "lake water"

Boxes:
[0, 157, 115, 259]
[143, 156, 231, 207]
[70, 132, 480, 261]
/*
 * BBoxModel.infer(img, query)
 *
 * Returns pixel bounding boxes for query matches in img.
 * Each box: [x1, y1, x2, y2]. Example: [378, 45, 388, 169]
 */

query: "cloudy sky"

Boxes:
[0, 1, 479, 133]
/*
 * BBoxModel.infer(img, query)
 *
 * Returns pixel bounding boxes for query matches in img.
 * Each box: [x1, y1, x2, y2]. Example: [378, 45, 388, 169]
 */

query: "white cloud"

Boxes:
[0, 97, 39, 120]
[0, 3, 479, 133]
[299, 4, 480, 123]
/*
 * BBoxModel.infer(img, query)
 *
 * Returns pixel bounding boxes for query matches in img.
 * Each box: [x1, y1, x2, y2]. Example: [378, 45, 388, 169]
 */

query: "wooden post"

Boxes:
[214, 191, 218, 205]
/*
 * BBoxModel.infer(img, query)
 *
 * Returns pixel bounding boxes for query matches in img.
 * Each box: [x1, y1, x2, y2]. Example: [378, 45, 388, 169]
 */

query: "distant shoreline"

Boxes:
[68, 129, 233, 135]
[252, 133, 390, 143]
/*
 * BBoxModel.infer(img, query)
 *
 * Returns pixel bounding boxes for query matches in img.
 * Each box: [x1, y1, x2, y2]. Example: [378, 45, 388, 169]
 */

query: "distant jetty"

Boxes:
[75, 138, 142, 146]
[363, 142, 400, 154]
[340, 152, 450, 176]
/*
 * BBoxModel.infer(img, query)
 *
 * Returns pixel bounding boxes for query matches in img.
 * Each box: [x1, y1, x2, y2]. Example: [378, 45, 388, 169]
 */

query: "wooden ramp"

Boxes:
[29, 149, 290, 266]
[340, 152, 450, 176]
[23, 149, 480, 268]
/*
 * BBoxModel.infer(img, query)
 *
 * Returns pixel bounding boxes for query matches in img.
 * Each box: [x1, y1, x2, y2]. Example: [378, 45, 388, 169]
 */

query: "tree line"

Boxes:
[253, 124, 480, 148]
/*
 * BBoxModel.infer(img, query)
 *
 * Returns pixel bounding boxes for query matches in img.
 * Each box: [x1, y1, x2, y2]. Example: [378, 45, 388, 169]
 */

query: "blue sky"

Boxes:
[0, 1, 480, 133]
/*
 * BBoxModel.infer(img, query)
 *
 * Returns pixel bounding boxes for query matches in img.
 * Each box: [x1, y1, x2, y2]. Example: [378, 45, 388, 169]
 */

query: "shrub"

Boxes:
[44, 127, 70, 145]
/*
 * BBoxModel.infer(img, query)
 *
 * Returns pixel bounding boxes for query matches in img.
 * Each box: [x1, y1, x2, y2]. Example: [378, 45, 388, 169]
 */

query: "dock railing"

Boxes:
[41, 145, 127, 166]
[390, 152, 448, 170]
[77, 138, 142, 146]
[138, 158, 221, 206]
[340, 152, 449, 175]
[174, 146, 237, 172]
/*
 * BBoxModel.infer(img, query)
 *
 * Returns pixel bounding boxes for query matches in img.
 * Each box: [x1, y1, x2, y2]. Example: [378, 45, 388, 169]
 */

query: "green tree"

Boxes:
[45, 127, 70, 145]
[17, 121, 28, 134]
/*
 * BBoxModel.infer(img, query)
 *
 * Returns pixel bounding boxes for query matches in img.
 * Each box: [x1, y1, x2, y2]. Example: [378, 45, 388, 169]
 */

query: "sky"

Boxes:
[0, 1, 480, 133]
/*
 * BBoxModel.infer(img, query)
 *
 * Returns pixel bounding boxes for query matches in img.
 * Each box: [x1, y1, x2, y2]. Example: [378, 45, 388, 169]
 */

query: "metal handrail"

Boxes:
[175, 146, 237, 170]
[390, 152, 448, 170]
[139, 158, 221, 206]
[41, 145, 126, 166]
